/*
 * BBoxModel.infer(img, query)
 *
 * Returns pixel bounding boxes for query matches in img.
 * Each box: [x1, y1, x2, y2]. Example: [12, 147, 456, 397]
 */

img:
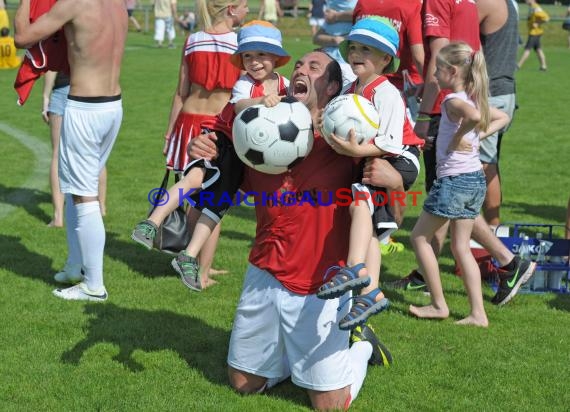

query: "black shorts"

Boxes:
[355, 146, 421, 240]
[127, 9, 134, 17]
[524, 35, 542, 51]
[183, 131, 244, 223]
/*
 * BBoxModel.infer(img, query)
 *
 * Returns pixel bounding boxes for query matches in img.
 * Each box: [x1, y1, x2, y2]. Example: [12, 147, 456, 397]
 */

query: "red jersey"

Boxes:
[14, 0, 69, 105]
[242, 134, 357, 295]
[354, 0, 424, 90]
[184, 31, 241, 91]
[422, 0, 480, 115]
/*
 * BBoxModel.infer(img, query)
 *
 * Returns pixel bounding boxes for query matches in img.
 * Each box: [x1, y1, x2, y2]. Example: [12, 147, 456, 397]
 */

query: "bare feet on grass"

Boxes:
[47, 220, 63, 228]
[208, 268, 229, 276]
[409, 304, 449, 319]
[455, 315, 488, 328]
[201, 277, 218, 289]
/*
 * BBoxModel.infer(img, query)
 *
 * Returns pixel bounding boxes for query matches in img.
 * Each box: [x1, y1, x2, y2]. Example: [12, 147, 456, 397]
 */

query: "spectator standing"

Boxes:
[153, 0, 177, 48]
[125, 0, 142, 32]
[0, 27, 21, 69]
[517, 0, 549, 71]
[313, 0, 358, 86]
[15, 0, 127, 301]
[258, 0, 282, 25]
[477, 0, 519, 228]
[309, 0, 326, 36]
[0, 0, 8, 30]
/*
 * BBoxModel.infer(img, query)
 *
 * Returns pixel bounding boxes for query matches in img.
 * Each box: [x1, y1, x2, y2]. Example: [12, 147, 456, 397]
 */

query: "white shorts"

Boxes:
[154, 17, 175, 42]
[309, 17, 325, 27]
[59, 97, 122, 196]
[227, 264, 354, 391]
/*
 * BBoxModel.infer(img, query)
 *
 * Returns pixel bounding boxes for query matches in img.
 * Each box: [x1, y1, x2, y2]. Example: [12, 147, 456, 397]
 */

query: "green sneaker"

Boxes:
[172, 252, 201, 291]
[131, 220, 158, 250]
[380, 238, 405, 255]
[350, 323, 393, 367]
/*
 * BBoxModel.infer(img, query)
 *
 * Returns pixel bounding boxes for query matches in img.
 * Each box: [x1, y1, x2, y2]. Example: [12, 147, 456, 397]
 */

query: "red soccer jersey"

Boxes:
[242, 133, 357, 295]
[422, 0, 480, 115]
[354, 0, 424, 90]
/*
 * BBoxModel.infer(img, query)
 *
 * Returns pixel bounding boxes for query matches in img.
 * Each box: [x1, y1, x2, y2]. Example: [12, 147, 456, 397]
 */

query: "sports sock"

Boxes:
[380, 237, 390, 245]
[76, 201, 105, 291]
[64, 194, 82, 267]
[348, 340, 372, 404]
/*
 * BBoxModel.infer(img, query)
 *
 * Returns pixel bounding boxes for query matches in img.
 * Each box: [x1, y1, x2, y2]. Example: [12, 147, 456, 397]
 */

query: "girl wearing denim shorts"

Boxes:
[409, 42, 510, 327]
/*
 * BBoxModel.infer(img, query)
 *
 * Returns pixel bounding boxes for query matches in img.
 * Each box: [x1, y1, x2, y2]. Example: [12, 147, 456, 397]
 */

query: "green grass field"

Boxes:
[1, 12, 570, 412]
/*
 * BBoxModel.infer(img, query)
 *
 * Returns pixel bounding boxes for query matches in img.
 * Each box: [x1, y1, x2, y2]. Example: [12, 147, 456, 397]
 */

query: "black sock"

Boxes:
[412, 270, 425, 282]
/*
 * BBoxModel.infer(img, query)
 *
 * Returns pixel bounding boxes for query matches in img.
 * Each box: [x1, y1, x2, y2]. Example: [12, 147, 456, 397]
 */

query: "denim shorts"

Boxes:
[48, 85, 70, 116]
[423, 170, 486, 219]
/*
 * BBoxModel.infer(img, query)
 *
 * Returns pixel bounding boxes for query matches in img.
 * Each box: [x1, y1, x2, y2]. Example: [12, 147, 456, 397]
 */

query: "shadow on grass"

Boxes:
[0, 184, 52, 224]
[548, 293, 570, 312]
[105, 231, 175, 279]
[0, 234, 57, 285]
[61, 304, 229, 381]
[502, 202, 567, 225]
[60, 303, 308, 408]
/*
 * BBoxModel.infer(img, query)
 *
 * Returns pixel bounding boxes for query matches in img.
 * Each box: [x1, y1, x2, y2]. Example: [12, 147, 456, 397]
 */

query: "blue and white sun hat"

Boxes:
[339, 16, 400, 74]
[230, 20, 291, 69]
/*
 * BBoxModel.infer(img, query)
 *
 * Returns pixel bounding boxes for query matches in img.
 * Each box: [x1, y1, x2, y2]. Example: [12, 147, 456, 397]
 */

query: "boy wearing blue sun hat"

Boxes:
[317, 17, 424, 330]
[228, 20, 291, 115]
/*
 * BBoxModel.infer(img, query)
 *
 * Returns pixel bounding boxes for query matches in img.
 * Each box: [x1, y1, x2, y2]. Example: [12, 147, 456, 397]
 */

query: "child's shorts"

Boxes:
[423, 170, 486, 220]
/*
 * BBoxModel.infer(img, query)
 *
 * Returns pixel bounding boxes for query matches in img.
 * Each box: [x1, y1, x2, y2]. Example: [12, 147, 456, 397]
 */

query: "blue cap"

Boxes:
[230, 20, 291, 69]
[340, 17, 400, 73]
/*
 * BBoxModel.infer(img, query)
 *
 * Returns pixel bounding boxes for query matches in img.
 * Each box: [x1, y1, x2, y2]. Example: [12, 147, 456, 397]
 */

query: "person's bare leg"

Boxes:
[409, 211, 450, 319]
[48, 113, 64, 227]
[185, 214, 218, 289]
[98, 167, 107, 216]
[537, 48, 547, 69]
[471, 214, 513, 267]
[517, 49, 530, 68]
[228, 367, 267, 394]
[147, 168, 206, 226]
[450, 219, 489, 327]
[482, 163, 501, 227]
[308, 387, 351, 411]
[345, 201, 372, 280]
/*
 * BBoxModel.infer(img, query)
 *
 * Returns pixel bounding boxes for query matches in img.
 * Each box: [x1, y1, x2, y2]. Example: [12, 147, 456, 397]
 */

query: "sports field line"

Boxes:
[0, 121, 50, 220]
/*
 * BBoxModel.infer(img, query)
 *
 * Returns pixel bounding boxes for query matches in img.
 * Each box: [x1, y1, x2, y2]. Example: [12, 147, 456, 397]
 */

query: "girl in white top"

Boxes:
[409, 42, 510, 327]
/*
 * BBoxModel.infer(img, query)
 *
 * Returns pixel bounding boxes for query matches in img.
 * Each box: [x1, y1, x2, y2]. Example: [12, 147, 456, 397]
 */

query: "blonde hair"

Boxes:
[437, 42, 490, 132]
[195, 0, 242, 30]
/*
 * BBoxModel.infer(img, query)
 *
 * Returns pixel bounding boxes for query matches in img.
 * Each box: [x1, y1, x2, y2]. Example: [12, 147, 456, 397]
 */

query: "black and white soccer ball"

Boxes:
[321, 94, 379, 145]
[232, 96, 314, 174]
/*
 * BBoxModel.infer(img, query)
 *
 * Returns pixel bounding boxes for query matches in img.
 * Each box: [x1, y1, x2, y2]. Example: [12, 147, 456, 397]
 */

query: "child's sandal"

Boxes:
[317, 263, 370, 300]
[339, 289, 390, 330]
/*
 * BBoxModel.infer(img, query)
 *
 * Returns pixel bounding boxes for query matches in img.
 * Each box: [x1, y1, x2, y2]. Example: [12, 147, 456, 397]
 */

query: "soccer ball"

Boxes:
[321, 94, 379, 145]
[232, 96, 314, 174]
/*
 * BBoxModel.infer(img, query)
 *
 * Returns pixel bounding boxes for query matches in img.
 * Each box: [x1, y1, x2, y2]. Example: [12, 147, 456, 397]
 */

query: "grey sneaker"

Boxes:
[172, 252, 201, 291]
[131, 220, 158, 250]
[54, 263, 84, 284]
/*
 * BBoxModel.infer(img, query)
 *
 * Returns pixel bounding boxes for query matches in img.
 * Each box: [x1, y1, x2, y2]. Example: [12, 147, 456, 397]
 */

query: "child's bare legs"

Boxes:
[409, 211, 450, 319]
[185, 213, 218, 289]
[360, 236, 385, 302]
[346, 200, 372, 280]
[147, 168, 206, 226]
[98, 167, 107, 216]
[48, 113, 64, 227]
[517, 49, 530, 68]
[187, 207, 226, 276]
[450, 219, 488, 327]
[536, 48, 547, 70]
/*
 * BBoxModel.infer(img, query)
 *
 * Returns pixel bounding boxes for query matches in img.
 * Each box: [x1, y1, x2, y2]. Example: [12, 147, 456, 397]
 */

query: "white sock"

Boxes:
[64, 194, 82, 267]
[380, 236, 390, 245]
[76, 201, 105, 291]
[348, 341, 372, 404]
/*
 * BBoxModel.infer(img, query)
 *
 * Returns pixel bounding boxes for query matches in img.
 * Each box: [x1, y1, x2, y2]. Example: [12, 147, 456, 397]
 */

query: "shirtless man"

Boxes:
[15, 0, 127, 301]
